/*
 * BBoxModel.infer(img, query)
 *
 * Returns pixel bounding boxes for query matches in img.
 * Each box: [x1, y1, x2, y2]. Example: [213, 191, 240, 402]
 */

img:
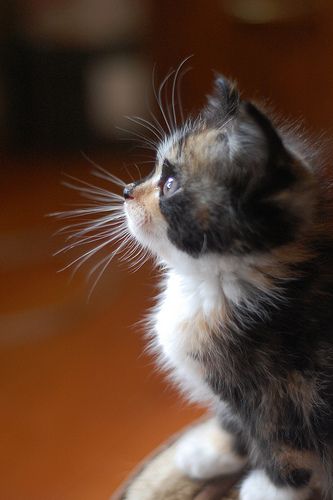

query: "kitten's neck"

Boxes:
[163, 252, 277, 311]
[161, 241, 317, 316]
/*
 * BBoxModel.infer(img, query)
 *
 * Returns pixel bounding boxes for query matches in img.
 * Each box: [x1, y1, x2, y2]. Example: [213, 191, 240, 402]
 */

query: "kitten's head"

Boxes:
[124, 76, 316, 268]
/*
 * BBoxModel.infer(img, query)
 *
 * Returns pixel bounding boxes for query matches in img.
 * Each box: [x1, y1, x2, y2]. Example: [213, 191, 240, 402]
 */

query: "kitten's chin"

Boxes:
[124, 201, 166, 254]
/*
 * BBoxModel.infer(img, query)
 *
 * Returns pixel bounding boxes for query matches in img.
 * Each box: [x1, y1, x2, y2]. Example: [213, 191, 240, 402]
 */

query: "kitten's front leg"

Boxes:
[239, 436, 317, 499]
[239, 469, 312, 500]
[175, 417, 247, 480]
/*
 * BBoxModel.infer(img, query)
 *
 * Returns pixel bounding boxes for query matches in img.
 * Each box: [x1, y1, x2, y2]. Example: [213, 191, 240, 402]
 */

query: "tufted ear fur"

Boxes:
[219, 100, 299, 208]
[242, 101, 289, 167]
[203, 74, 240, 125]
[204, 76, 288, 168]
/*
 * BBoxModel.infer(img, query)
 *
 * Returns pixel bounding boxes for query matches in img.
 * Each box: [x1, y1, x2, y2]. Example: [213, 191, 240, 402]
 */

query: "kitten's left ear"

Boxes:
[203, 74, 240, 125]
[243, 101, 288, 164]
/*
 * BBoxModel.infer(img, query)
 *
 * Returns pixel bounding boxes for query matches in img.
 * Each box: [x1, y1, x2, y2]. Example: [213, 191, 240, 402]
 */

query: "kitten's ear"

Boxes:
[243, 101, 288, 163]
[243, 102, 296, 195]
[203, 75, 240, 124]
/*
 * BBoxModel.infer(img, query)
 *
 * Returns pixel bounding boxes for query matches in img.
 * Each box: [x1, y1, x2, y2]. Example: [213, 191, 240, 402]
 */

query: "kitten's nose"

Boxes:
[123, 183, 135, 200]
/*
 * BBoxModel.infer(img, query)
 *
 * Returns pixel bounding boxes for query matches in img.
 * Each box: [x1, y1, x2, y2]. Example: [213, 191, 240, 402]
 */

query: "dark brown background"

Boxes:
[2, 1, 333, 499]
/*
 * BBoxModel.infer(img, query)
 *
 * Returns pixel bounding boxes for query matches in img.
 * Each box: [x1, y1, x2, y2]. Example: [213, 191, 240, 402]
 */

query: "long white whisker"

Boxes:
[130, 251, 151, 273]
[90, 170, 126, 188]
[127, 246, 150, 270]
[87, 235, 131, 281]
[65, 218, 125, 241]
[55, 226, 128, 255]
[133, 163, 142, 180]
[116, 126, 157, 150]
[54, 205, 123, 219]
[64, 213, 124, 231]
[172, 56, 193, 128]
[158, 69, 175, 135]
[87, 236, 132, 300]
[123, 163, 135, 183]
[144, 71, 166, 138]
[120, 239, 145, 263]
[56, 218, 124, 239]
[147, 105, 165, 138]
[80, 152, 126, 187]
[90, 168, 126, 188]
[176, 66, 192, 125]
[87, 254, 115, 300]
[153, 66, 174, 136]
[63, 174, 117, 196]
[125, 115, 163, 143]
[59, 237, 115, 273]
[62, 182, 117, 202]
[60, 193, 124, 205]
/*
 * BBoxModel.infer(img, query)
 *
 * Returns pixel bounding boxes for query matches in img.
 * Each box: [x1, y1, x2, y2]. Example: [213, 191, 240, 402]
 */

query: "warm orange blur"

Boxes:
[2, 1, 333, 499]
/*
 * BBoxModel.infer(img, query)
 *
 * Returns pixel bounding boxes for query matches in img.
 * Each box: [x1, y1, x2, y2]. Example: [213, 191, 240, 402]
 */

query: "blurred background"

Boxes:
[2, 1, 333, 499]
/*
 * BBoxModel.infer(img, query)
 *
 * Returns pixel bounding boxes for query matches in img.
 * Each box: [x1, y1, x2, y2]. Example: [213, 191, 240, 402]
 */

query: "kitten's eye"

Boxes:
[162, 177, 179, 197]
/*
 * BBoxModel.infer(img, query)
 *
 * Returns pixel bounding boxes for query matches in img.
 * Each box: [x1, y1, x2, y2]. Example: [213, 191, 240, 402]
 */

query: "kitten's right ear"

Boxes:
[203, 75, 240, 125]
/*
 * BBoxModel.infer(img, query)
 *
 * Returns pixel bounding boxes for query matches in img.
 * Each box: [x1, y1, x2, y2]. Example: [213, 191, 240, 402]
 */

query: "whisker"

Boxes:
[135, 158, 157, 164]
[87, 236, 131, 300]
[55, 226, 128, 255]
[123, 163, 135, 183]
[53, 205, 123, 219]
[63, 174, 117, 196]
[125, 115, 163, 143]
[87, 235, 130, 281]
[80, 152, 126, 187]
[65, 217, 125, 241]
[152, 66, 174, 136]
[58, 221, 124, 240]
[133, 163, 142, 180]
[145, 71, 166, 138]
[62, 181, 117, 202]
[59, 237, 114, 273]
[158, 69, 176, 135]
[127, 247, 151, 273]
[116, 126, 157, 151]
[61, 192, 124, 204]
[172, 56, 193, 127]
[53, 64, 192, 295]
[120, 239, 146, 264]
[147, 106, 165, 139]
[90, 169, 126, 189]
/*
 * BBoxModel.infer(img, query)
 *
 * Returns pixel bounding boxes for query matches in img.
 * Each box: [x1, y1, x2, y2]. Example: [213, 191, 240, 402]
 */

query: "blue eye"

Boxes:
[162, 177, 179, 197]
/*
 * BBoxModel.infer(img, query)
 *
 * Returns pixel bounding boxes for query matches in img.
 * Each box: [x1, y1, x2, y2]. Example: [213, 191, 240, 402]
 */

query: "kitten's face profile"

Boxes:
[124, 76, 315, 267]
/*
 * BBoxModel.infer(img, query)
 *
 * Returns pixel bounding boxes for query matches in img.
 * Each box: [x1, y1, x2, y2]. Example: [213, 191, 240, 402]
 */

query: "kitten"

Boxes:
[57, 74, 333, 499]
[122, 76, 333, 500]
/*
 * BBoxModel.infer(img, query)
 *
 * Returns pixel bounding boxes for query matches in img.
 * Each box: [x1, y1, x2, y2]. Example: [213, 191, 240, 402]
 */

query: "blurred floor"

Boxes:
[0, 155, 203, 500]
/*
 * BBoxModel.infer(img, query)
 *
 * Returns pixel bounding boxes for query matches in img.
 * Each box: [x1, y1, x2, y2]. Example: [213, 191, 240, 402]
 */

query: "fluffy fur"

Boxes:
[122, 75, 333, 499]
[58, 73, 333, 499]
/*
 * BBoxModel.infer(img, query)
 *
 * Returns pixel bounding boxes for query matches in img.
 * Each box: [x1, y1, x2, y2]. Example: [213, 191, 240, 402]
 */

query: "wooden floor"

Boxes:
[0, 154, 203, 500]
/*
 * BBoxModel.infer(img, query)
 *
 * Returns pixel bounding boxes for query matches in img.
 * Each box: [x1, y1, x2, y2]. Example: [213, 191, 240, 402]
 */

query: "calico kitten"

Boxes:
[58, 74, 333, 499]
[122, 76, 333, 500]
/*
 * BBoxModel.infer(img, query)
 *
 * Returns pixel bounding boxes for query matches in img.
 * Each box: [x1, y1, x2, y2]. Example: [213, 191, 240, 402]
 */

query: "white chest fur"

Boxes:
[153, 270, 226, 404]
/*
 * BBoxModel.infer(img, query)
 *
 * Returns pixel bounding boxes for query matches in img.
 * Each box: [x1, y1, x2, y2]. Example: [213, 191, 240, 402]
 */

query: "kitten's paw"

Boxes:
[239, 470, 311, 500]
[175, 418, 247, 480]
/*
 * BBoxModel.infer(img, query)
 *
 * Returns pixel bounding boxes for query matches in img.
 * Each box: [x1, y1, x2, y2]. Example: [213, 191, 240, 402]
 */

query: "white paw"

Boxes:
[239, 470, 311, 500]
[175, 418, 247, 480]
